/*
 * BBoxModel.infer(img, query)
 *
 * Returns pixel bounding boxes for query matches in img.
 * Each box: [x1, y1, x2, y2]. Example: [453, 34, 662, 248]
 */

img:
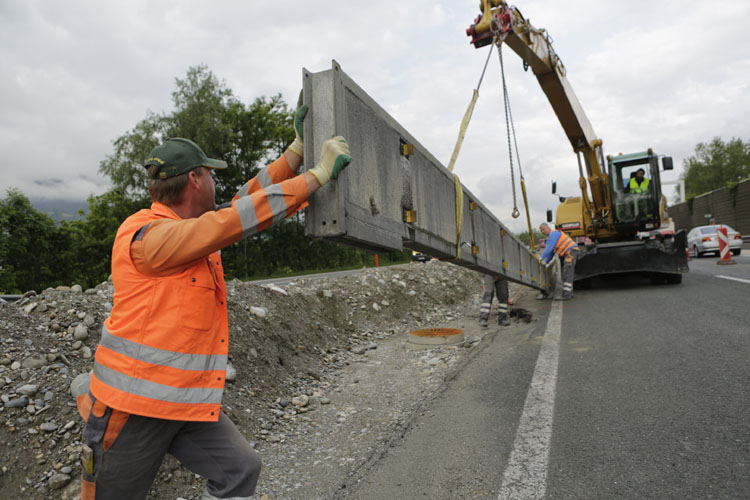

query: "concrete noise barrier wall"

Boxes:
[302, 61, 550, 291]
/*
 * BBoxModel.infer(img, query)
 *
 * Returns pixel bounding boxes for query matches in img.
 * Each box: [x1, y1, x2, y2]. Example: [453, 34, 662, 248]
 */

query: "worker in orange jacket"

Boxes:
[76, 100, 352, 499]
[539, 222, 579, 300]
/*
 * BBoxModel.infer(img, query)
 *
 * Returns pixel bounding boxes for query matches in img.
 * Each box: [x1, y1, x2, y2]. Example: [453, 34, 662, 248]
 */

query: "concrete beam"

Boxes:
[303, 61, 550, 291]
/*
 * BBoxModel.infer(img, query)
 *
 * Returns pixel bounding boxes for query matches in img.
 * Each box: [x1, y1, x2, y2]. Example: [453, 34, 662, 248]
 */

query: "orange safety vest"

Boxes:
[553, 230, 577, 257]
[89, 203, 229, 422]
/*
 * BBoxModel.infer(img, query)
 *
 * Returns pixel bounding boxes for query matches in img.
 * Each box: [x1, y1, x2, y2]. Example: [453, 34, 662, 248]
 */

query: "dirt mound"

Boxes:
[0, 261, 497, 499]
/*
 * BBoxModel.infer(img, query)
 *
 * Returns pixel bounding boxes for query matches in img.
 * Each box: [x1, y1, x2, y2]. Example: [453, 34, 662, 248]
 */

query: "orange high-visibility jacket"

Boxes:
[90, 155, 309, 422]
[552, 230, 577, 257]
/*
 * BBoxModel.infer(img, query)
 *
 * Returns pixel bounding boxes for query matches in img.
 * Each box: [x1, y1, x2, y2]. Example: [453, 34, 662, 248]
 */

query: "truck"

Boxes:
[466, 0, 688, 285]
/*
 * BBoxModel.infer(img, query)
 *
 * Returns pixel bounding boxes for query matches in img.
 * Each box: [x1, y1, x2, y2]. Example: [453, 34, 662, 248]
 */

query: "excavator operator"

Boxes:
[627, 168, 650, 194]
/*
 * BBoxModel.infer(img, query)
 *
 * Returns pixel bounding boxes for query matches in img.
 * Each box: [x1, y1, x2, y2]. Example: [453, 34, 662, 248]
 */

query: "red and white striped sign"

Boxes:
[717, 226, 731, 261]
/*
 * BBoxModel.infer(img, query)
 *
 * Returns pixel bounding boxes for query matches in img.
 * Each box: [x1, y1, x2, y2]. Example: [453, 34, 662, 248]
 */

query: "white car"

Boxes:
[687, 224, 742, 257]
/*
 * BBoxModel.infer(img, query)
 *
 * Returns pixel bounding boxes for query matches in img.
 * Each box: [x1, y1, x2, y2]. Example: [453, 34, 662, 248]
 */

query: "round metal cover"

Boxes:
[407, 328, 465, 348]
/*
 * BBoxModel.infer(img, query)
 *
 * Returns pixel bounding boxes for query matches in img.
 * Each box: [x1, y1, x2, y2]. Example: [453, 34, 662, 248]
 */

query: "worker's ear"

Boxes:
[187, 170, 202, 190]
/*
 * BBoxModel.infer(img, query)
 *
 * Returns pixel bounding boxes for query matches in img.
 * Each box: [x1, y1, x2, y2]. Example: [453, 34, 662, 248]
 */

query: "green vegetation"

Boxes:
[680, 137, 750, 199]
[0, 66, 393, 294]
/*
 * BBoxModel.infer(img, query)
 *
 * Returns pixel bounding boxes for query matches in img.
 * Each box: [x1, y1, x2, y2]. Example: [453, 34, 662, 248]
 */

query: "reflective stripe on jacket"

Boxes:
[629, 177, 650, 194]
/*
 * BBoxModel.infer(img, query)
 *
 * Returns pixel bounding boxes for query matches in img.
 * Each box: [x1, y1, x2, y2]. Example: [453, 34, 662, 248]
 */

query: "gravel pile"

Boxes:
[0, 261, 526, 499]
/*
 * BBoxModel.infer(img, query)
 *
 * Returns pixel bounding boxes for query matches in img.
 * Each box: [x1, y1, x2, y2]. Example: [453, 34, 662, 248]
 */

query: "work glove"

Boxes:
[308, 136, 352, 186]
[288, 91, 307, 158]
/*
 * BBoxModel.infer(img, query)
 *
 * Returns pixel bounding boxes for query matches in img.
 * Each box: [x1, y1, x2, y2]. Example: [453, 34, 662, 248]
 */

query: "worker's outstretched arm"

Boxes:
[133, 137, 351, 277]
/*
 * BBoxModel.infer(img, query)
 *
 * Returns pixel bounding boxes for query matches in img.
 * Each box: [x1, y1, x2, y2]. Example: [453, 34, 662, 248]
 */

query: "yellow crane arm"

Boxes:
[467, 0, 614, 236]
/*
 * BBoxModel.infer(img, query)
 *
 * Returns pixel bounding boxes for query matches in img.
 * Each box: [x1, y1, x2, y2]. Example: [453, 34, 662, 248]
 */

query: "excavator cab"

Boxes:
[608, 151, 665, 235]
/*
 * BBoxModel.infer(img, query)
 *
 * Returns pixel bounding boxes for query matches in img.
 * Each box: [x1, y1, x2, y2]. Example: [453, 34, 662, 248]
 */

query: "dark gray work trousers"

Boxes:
[561, 247, 579, 298]
[80, 393, 261, 499]
[480, 274, 509, 323]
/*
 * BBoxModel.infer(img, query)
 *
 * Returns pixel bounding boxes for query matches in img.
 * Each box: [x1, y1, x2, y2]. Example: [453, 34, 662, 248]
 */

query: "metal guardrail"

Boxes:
[1, 295, 22, 303]
[302, 61, 551, 291]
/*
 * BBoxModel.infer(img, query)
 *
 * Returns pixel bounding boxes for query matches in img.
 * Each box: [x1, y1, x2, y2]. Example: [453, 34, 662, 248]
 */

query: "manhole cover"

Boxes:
[406, 328, 465, 349]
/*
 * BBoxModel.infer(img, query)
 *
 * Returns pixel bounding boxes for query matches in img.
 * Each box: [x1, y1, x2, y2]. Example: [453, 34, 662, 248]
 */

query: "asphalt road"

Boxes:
[345, 252, 750, 499]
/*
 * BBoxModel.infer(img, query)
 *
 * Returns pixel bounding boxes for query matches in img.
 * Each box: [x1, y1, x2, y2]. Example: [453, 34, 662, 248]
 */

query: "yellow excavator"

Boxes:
[466, 0, 688, 285]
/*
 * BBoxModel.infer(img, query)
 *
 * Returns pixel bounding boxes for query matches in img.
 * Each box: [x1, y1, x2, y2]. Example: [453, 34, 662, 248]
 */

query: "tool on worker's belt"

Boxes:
[82, 444, 94, 475]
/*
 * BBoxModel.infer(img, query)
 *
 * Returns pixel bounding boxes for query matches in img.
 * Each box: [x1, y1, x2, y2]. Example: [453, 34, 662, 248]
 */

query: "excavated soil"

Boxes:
[0, 261, 532, 499]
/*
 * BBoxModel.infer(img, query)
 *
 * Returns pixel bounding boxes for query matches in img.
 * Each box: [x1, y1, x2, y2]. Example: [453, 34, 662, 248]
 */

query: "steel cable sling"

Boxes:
[497, 43, 537, 250]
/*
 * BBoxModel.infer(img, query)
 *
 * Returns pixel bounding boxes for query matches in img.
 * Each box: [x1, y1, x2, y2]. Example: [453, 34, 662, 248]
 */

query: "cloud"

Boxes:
[0, 0, 748, 238]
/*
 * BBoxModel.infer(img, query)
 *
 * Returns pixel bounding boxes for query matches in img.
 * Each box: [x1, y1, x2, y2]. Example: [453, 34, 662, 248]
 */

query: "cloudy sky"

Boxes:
[2, 0, 748, 233]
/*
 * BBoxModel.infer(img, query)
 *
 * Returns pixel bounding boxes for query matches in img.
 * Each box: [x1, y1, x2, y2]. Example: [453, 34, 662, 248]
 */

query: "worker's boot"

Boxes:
[498, 313, 510, 326]
[479, 318, 488, 328]
[536, 292, 549, 300]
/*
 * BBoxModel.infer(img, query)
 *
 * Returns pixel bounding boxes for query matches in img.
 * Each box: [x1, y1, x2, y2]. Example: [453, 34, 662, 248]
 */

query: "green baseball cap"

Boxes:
[143, 138, 228, 180]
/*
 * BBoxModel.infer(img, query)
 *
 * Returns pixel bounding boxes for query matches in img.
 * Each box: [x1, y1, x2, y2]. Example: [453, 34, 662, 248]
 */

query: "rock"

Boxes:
[350, 346, 367, 355]
[292, 395, 309, 407]
[22, 354, 47, 369]
[17, 384, 38, 396]
[84, 314, 96, 326]
[104, 302, 113, 312]
[320, 397, 331, 405]
[262, 284, 288, 295]
[73, 323, 89, 340]
[250, 306, 268, 318]
[56, 286, 71, 292]
[49, 473, 72, 490]
[323, 290, 333, 298]
[40, 422, 58, 432]
[23, 302, 38, 314]
[70, 372, 91, 399]
[81, 346, 93, 359]
[10, 361, 21, 370]
[70, 285, 83, 293]
[72, 341, 82, 350]
[4, 396, 29, 408]
[225, 363, 237, 382]
[372, 302, 381, 311]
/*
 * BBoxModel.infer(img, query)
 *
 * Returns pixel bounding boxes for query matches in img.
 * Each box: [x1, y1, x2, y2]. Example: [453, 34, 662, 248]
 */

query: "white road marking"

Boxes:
[498, 300, 563, 500]
[716, 275, 750, 284]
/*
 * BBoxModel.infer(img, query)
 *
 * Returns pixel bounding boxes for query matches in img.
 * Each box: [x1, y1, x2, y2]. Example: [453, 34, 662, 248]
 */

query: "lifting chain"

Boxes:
[497, 43, 522, 218]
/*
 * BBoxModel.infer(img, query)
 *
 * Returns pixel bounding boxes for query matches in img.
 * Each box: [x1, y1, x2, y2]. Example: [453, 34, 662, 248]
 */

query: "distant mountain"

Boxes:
[30, 198, 88, 222]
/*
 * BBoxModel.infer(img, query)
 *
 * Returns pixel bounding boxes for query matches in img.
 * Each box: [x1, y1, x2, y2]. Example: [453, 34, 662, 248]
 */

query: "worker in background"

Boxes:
[76, 98, 352, 499]
[627, 168, 650, 194]
[539, 222, 579, 300]
[479, 274, 510, 327]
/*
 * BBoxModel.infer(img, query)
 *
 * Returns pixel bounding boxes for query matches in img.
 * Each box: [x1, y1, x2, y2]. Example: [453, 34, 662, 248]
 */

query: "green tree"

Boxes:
[680, 137, 750, 198]
[98, 65, 294, 203]
[0, 189, 64, 293]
